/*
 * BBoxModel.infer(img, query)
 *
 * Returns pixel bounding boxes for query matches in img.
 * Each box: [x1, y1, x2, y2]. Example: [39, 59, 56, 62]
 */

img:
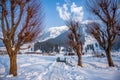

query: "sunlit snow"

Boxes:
[0, 53, 120, 80]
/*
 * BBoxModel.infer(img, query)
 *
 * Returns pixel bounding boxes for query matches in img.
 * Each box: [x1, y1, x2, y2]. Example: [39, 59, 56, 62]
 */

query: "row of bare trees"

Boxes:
[0, 0, 120, 77]
[67, 0, 120, 67]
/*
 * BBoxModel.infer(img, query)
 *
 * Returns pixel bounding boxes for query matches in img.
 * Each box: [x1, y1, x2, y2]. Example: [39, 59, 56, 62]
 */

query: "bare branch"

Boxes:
[0, 0, 44, 76]
[1, 0, 7, 38]
[87, 0, 119, 67]
[66, 19, 83, 66]
[0, 0, 44, 55]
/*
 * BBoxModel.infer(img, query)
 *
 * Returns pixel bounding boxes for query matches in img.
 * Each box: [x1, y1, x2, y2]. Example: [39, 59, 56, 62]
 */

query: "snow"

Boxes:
[0, 47, 6, 51]
[47, 26, 68, 38]
[39, 26, 68, 42]
[0, 53, 120, 80]
[35, 50, 42, 53]
[20, 43, 34, 53]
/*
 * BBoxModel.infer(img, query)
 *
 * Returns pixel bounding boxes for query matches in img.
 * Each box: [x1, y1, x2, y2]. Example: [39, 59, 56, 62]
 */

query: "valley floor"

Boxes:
[0, 53, 120, 80]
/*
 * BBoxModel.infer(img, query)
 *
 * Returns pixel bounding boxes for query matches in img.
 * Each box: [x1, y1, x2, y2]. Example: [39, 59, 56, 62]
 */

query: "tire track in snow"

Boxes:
[34, 61, 68, 80]
[34, 61, 57, 80]
[41, 62, 66, 80]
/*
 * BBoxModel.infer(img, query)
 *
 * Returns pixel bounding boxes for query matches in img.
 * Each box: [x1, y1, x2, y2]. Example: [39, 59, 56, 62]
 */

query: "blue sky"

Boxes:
[42, 0, 86, 28]
[42, 0, 120, 29]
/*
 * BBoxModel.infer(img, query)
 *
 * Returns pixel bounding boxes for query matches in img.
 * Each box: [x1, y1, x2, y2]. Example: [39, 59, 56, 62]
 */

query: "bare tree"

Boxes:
[87, 0, 120, 67]
[0, 0, 44, 76]
[66, 20, 83, 67]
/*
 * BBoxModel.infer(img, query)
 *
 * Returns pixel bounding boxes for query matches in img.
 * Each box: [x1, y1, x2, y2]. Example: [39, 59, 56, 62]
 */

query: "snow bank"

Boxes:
[0, 54, 120, 80]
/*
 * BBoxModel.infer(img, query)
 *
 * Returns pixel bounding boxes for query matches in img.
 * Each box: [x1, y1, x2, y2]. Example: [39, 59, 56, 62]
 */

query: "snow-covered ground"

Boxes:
[0, 53, 120, 80]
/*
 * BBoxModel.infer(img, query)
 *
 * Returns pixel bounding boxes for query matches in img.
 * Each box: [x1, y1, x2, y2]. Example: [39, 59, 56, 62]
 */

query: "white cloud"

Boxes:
[56, 4, 70, 21]
[56, 2, 84, 22]
[71, 2, 84, 22]
[63, 4, 68, 11]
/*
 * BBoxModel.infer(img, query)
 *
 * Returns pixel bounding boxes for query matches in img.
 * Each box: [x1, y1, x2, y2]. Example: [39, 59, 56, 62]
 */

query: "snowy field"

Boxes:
[0, 53, 120, 80]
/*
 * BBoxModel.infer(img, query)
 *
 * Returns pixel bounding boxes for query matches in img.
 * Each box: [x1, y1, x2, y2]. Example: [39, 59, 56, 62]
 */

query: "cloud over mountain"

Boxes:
[56, 4, 70, 21]
[56, 2, 84, 22]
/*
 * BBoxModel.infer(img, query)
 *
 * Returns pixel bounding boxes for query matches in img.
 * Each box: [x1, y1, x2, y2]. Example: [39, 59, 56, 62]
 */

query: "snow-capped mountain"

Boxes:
[35, 20, 120, 53]
[39, 26, 69, 42]
[34, 24, 86, 52]
[39, 20, 93, 42]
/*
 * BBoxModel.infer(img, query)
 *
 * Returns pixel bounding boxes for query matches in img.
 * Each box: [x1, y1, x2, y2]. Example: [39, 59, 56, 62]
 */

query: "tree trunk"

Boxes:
[106, 48, 114, 67]
[9, 54, 17, 76]
[78, 55, 82, 67]
[77, 50, 82, 67]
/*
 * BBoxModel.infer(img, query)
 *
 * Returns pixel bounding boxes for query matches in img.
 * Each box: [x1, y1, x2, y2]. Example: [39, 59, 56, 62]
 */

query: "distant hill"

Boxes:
[39, 26, 69, 42]
[34, 31, 70, 53]
[34, 22, 120, 53]
[34, 25, 85, 53]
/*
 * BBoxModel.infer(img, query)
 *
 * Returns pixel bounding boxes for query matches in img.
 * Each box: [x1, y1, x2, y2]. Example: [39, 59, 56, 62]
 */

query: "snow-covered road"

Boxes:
[0, 54, 120, 80]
